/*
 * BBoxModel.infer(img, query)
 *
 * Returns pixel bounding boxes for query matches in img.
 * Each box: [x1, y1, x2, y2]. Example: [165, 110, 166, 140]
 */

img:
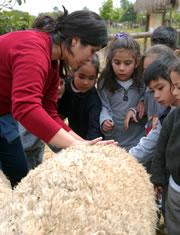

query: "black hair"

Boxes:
[169, 59, 180, 75]
[32, 8, 107, 48]
[32, 8, 107, 78]
[143, 60, 171, 86]
[151, 26, 177, 50]
[98, 34, 141, 93]
[144, 44, 174, 58]
[32, 15, 55, 30]
[90, 53, 100, 76]
[73, 53, 100, 77]
[141, 44, 175, 72]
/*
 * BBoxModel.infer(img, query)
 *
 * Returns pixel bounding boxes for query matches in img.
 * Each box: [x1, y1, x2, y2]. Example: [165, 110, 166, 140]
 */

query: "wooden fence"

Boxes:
[109, 29, 180, 52]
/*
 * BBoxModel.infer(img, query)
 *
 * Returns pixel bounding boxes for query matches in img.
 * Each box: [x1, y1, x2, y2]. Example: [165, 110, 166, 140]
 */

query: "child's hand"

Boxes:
[137, 100, 145, 119]
[124, 110, 138, 130]
[102, 120, 114, 132]
[154, 185, 164, 199]
[149, 115, 159, 129]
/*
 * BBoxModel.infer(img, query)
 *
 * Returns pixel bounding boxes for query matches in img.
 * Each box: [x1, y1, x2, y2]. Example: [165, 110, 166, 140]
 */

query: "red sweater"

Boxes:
[0, 30, 71, 142]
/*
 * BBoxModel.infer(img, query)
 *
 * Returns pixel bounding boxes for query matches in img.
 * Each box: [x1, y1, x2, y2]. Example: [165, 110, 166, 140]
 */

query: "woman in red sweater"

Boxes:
[0, 9, 112, 187]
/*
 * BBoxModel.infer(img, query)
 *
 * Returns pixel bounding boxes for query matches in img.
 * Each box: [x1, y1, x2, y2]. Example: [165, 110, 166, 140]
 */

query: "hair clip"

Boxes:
[115, 32, 128, 39]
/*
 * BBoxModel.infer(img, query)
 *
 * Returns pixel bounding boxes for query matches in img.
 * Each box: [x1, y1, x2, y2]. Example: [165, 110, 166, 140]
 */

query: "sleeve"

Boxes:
[11, 40, 70, 143]
[151, 114, 172, 186]
[86, 91, 103, 140]
[97, 89, 113, 125]
[129, 122, 161, 163]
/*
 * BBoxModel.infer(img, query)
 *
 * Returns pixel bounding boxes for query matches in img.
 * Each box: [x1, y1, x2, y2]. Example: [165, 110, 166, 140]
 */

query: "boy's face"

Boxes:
[148, 77, 176, 106]
[73, 62, 97, 93]
[171, 71, 180, 105]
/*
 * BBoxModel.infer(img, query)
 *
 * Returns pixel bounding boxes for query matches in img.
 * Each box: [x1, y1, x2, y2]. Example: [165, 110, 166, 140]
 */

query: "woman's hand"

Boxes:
[87, 137, 118, 145]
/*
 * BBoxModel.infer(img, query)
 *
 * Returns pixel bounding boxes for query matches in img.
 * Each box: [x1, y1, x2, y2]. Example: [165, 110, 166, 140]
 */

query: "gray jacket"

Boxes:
[98, 84, 146, 150]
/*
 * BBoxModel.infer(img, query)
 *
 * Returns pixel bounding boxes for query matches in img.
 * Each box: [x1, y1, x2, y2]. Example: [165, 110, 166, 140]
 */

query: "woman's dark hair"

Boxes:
[32, 8, 107, 48]
[98, 34, 141, 93]
[32, 7, 107, 78]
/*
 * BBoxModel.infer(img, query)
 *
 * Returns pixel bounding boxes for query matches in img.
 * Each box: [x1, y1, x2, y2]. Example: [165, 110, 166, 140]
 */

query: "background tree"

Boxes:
[99, 0, 113, 21]
[112, 7, 123, 22]
[120, 0, 130, 10]
[120, 3, 137, 23]
[0, 10, 34, 34]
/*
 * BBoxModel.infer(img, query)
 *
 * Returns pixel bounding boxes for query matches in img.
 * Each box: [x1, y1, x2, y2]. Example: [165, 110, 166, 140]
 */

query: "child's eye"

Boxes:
[124, 61, 133, 65]
[89, 77, 96, 81]
[113, 61, 120, 65]
[78, 74, 86, 79]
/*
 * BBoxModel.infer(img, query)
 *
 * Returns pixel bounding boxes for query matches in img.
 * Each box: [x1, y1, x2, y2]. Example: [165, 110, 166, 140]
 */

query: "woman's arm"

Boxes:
[48, 128, 82, 148]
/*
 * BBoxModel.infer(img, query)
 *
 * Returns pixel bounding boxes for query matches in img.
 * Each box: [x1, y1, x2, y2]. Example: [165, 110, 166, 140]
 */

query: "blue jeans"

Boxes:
[0, 136, 28, 187]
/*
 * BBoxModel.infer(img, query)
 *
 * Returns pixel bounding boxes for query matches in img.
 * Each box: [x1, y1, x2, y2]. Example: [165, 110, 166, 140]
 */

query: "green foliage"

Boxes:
[120, 3, 137, 22]
[99, 0, 113, 21]
[120, 0, 130, 10]
[111, 7, 123, 22]
[99, 0, 137, 23]
[0, 10, 34, 34]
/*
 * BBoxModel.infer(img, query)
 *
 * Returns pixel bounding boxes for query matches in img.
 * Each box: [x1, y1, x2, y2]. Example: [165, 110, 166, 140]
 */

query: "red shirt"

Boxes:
[0, 30, 71, 142]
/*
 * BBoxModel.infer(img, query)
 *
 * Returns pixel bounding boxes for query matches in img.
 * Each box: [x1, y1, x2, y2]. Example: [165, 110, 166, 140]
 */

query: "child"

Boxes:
[151, 25, 177, 50]
[97, 33, 146, 150]
[57, 54, 102, 140]
[151, 59, 180, 235]
[129, 46, 176, 163]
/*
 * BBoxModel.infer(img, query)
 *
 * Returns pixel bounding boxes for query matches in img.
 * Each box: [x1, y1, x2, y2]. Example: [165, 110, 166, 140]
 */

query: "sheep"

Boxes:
[0, 171, 13, 234]
[0, 170, 12, 206]
[0, 145, 157, 235]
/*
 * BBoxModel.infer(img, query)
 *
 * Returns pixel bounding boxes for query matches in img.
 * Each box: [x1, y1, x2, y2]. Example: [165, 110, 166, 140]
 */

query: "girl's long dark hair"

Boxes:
[98, 34, 142, 93]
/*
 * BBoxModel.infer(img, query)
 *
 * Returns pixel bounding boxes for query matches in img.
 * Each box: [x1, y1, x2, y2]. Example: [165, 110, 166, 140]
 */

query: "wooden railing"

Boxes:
[109, 29, 180, 52]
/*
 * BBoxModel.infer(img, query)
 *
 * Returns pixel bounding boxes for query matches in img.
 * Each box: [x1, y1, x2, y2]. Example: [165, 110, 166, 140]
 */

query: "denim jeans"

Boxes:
[0, 136, 28, 187]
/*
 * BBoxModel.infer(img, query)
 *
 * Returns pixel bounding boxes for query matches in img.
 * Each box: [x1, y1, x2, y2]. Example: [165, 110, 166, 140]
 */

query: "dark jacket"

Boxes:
[57, 80, 102, 140]
[151, 107, 180, 186]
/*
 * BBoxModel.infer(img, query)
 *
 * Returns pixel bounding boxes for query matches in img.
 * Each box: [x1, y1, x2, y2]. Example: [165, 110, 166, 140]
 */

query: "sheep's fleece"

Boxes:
[0, 145, 157, 235]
